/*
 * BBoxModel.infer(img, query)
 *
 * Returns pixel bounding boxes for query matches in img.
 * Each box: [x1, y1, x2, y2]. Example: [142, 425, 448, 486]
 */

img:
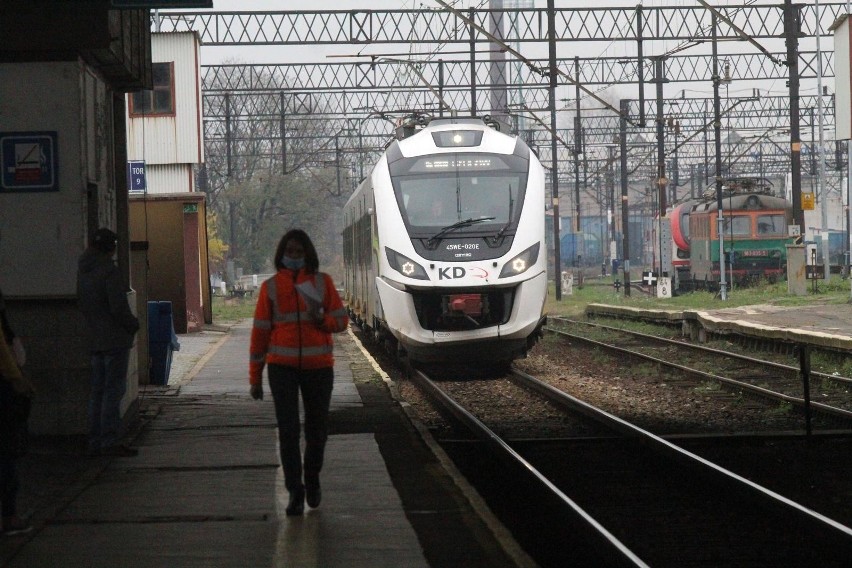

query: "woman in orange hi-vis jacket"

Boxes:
[249, 229, 349, 516]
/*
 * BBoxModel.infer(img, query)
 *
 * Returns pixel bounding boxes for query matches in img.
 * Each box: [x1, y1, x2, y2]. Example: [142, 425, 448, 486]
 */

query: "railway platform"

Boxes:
[1, 323, 524, 568]
[586, 301, 852, 353]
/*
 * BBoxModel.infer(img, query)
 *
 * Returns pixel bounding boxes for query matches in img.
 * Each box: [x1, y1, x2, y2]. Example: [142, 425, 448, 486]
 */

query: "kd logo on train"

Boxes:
[437, 267, 488, 280]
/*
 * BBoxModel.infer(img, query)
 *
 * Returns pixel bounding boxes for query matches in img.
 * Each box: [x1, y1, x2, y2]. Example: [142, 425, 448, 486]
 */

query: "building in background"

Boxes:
[127, 31, 211, 346]
[0, 3, 150, 435]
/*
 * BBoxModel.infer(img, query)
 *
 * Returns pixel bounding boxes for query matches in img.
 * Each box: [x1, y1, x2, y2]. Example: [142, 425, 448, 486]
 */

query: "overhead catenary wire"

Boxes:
[433, 0, 631, 123]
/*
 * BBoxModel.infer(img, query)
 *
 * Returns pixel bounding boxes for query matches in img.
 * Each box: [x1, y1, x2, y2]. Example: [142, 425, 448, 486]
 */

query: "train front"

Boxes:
[374, 118, 547, 364]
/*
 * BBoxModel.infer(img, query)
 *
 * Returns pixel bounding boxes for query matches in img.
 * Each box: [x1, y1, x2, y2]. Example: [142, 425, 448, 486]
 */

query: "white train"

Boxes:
[342, 117, 547, 367]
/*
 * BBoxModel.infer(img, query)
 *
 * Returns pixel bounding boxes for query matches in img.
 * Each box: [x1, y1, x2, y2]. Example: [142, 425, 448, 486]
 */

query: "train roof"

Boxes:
[395, 116, 513, 140]
[391, 116, 525, 159]
[690, 192, 790, 213]
[427, 117, 488, 128]
[700, 177, 774, 200]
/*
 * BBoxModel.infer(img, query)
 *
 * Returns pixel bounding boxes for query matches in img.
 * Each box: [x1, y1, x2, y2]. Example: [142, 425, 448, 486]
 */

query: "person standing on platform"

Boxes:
[0, 288, 26, 370]
[0, 287, 34, 536]
[249, 229, 348, 516]
[77, 228, 140, 458]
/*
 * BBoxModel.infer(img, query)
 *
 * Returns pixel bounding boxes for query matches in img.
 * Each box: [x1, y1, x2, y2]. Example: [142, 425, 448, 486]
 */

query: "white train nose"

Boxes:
[343, 117, 547, 366]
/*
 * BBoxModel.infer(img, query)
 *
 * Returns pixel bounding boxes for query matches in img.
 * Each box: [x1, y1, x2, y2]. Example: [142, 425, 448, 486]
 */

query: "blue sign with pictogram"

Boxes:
[1, 131, 58, 192]
[127, 160, 147, 193]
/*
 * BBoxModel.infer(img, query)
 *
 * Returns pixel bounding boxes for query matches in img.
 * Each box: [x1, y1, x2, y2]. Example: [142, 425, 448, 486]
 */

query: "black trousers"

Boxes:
[267, 364, 334, 494]
[0, 454, 18, 518]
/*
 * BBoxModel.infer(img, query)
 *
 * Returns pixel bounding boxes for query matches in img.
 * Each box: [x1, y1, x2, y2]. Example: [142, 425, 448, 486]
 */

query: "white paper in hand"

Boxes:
[295, 281, 323, 304]
[296, 280, 324, 320]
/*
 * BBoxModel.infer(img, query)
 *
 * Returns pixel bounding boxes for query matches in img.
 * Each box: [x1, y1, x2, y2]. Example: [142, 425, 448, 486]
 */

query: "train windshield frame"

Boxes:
[721, 215, 752, 238]
[756, 214, 787, 236]
[389, 152, 529, 238]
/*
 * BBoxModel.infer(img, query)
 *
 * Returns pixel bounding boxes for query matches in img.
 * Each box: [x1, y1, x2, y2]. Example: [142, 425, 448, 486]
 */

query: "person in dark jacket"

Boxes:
[0, 288, 25, 368]
[77, 228, 140, 457]
[0, 287, 34, 536]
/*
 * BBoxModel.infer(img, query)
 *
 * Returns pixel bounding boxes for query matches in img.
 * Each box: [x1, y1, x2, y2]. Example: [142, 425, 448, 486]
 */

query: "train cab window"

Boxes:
[679, 210, 690, 240]
[402, 182, 457, 226]
[722, 216, 751, 237]
[130, 62, 175, 116]
[391, 153, 528, 234]
[757, 214, 785, 236]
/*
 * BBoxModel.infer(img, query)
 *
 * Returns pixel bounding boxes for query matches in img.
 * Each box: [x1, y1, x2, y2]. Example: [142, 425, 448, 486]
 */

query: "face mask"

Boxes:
[281, 256, 305, 271]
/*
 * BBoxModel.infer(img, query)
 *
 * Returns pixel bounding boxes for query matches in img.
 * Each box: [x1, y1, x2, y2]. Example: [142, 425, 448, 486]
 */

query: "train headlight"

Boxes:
[431, 130, 483, 147]
[386, 248, 430, 280]
[499, 243, 540, 278]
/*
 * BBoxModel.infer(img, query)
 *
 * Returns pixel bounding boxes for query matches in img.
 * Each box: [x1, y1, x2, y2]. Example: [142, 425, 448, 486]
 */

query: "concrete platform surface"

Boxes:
[587, 301, 852, 352]
[1, 323, 523, 568]
[688, 302, 852, 351]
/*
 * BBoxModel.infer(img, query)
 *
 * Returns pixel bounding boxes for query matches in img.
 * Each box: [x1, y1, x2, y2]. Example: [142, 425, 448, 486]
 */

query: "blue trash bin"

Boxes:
[148, 301, 178, 385]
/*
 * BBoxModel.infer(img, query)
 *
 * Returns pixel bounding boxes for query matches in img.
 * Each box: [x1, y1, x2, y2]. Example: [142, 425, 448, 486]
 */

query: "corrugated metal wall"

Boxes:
[140, 164, 194, 195]
[127, 32, 202, 169]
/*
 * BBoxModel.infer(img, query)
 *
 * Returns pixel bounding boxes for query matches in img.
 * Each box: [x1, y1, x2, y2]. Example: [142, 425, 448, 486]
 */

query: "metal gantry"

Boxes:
[201, 49, 833, 92]
[166, 3, 850, 290]
[158, 5, 848, 44]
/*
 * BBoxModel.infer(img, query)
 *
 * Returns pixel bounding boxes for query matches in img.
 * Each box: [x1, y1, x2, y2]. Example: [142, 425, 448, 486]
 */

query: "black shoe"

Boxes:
[306, 485, 321, 508]
[286, 490, 304, 516]
[101, 444, 139, 457]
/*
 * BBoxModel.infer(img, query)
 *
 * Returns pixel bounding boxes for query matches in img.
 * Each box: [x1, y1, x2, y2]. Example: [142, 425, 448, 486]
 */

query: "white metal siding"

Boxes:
[135, 163, 194, 195]
[126, 32, 203, 167]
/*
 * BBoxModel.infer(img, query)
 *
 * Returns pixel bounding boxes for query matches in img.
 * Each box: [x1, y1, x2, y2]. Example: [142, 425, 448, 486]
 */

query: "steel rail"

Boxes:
[544, 325, 852, 422]
[550, 315, 852, 387]
[507, 367, 852, 540]
[411, 363, 852, 560]
[409, 368, 650, 568]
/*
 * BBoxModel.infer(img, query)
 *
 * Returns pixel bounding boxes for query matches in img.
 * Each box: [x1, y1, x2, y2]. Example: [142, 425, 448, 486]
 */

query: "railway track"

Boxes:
[410, 367, 852, 567]
[546, 316, 852, 427]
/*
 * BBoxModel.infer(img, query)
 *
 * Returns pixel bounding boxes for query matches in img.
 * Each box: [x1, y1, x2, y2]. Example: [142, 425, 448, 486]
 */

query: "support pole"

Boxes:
[439, 59, 445, 117]
[654, 57, 667, 279]
[620, 99, 631, 296]
[815, 0, 831, 281]
[654, 57, 668, 216]
[279, 93, 287, 175]
[848, 0, 852, 298]
[607, 144, 616, 274]
[335, 134, 342, 196]
[785, 0, 805, 234]
[548, 0, 561, 301]
[225, 92, 237, 262]
[574, 56, 582, 235]
[470, 8, 477, 116]
[636, 4, 645, 127]
[712, 15, 728, 300]
[799, 344, 812, 437]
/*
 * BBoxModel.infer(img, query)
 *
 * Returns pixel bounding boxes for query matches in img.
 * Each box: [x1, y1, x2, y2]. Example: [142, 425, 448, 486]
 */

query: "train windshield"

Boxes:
[721, 216, 752, 237]
[389, 153, 528, 237]
[756, 214, 786, 236]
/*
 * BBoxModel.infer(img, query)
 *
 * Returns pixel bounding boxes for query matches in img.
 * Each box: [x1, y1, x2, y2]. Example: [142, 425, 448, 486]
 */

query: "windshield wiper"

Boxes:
[427, 216, 495, 247]
[492, 185, 515, 243]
